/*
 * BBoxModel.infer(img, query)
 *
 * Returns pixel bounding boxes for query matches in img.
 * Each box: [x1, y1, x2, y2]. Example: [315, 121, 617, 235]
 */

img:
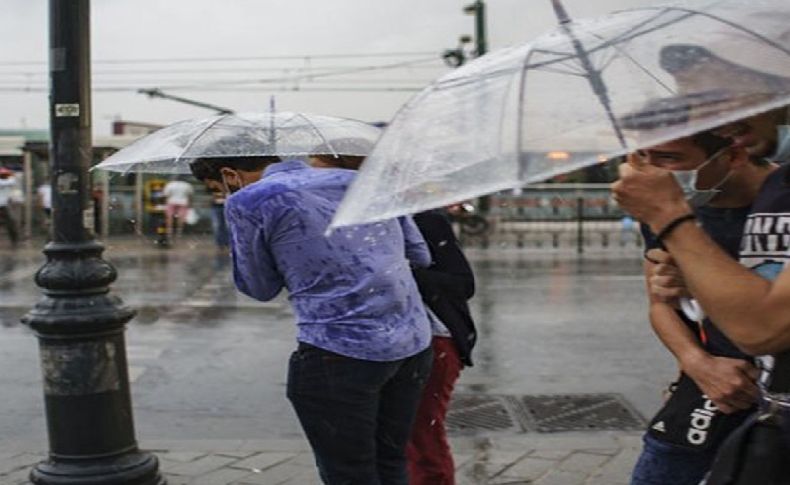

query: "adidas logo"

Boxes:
[652, 421, 666, 433]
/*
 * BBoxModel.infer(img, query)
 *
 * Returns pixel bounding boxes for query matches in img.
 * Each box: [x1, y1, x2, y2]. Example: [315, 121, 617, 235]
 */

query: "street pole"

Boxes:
[466, 0, 488, 57]
[23, 1, 164, 484]
[465, 1, 493, 217]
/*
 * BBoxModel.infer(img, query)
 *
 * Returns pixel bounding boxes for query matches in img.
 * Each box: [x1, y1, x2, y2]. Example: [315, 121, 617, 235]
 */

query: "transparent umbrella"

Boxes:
[93, 111, 382, 174]
[331, 0, 790, 228]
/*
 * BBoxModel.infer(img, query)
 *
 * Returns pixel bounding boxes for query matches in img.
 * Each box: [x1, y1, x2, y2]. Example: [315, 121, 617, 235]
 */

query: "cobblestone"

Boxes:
[0, 432, 645, 484]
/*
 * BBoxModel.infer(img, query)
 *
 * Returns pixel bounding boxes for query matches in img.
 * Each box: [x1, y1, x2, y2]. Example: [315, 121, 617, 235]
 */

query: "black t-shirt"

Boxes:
[641, 204, 752, 360]
[738, 163, 790, 393]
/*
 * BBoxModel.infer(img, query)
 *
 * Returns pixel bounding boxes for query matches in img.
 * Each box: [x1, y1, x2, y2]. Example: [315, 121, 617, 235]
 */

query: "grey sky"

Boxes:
[1, 0, 658, 135]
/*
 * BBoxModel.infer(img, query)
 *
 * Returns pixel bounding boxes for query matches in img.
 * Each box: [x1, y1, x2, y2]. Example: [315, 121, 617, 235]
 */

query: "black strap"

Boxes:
[656, 213, 697, 245]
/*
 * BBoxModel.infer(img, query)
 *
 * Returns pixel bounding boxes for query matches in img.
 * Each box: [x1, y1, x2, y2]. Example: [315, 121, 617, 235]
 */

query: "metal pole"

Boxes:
[23, 149, 34, 239]
[468, 1, 493, 216]
[135, 171, 144, 236]
[23, 1, 163, 483]
[101, 164, 110, 240]
[576, 196, 584, 255]
[474, 0, 488, 56]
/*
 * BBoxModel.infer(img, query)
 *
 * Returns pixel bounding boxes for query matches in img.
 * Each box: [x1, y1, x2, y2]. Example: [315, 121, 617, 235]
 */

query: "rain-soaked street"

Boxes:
[0, 238, 673, 450]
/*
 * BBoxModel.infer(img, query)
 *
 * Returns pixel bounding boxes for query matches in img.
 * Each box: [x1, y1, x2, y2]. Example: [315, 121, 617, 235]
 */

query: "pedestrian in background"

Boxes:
[0, 167, 20, 247]
[163, 177, 193, 242]
[310, 153, 478, 485]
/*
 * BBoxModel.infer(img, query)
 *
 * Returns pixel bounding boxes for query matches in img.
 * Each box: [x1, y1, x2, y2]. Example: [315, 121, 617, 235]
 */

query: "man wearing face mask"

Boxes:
[188, 155, 434, 485]
[614, 112, 790, 483]
[625, 127, 777, 485]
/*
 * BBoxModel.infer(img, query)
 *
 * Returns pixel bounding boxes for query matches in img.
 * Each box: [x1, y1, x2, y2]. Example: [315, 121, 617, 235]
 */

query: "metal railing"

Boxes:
[459, 184, 642, 252]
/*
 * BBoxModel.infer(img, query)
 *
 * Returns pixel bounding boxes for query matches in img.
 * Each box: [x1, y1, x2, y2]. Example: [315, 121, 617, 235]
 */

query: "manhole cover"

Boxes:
[446, 393, 644, 434]
[446, 394, 517, 433]
[516, 393, 645, 432]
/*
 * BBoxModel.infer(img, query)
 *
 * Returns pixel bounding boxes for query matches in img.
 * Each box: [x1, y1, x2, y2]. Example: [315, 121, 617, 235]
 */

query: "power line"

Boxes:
[0, 85, 424, 93]
[0, 65, 448, 77]
[150, 57, 441, 89]
[0, 51, 442, 67]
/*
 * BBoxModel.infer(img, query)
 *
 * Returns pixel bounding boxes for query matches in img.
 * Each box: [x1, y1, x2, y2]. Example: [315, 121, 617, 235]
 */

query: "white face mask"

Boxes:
[769, 125, 790, 162]
[670, 147, 733, 207]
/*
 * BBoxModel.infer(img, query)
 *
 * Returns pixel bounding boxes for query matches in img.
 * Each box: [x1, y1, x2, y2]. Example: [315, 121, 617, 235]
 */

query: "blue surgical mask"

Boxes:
[769, 125, 790, 162]
[670, 147, 733, 207]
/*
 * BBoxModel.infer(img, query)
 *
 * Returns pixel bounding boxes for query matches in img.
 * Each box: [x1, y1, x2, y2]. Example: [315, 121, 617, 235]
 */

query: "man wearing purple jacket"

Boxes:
[191, 157, 434, 485]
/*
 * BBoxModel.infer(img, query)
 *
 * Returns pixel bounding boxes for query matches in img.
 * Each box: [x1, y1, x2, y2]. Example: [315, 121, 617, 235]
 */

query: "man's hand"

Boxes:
[611, 155, 692, 233]
[682, 353, 760, 414]
[646, 249, 690, 304]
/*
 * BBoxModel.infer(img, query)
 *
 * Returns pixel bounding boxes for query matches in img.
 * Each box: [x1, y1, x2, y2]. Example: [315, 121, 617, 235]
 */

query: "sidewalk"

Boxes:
[0, 432, 643, 485]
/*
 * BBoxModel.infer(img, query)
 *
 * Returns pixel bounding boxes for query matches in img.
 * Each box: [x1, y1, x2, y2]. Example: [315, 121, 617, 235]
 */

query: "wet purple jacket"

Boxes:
[225, 160, 432, 361]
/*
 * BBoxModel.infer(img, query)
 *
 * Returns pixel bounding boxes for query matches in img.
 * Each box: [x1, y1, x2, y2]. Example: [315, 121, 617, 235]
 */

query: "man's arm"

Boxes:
[399, 215, 431, 268]
[643, 257, 759, 413]
[225, 204, 284, 301]
[614, 160, 790, 355]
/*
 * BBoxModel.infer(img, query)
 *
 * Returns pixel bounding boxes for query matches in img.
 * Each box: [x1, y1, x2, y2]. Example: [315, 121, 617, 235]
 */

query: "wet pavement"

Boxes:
[0, 237, 671, 483]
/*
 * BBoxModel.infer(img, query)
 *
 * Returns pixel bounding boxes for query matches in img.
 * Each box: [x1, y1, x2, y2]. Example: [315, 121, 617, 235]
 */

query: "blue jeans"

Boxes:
[631, 434, 716, 485]
[287, 343, 433, 485]
[210, 204, 228, 247]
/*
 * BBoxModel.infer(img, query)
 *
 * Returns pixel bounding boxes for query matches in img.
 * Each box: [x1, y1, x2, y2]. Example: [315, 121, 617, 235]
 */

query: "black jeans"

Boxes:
[287, 343, 433, 485]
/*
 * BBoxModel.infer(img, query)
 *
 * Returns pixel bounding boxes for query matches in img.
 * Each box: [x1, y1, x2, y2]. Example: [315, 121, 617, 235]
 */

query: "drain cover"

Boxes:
[446, 393, 644, 434]
[446, 394, 518, 433]
[516, 393, 645, 432]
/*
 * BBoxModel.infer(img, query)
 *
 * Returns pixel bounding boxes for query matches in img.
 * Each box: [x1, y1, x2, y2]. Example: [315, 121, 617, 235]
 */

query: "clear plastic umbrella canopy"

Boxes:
[331, 0, 790, 228]
[93, 112, 382, 174]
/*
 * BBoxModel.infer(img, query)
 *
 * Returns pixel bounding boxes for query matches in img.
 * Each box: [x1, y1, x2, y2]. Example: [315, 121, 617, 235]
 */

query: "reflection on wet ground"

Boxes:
[0, 238, 671, 445]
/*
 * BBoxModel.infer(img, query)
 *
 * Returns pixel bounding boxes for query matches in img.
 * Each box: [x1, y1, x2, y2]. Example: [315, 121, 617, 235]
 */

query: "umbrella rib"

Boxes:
[524, 9, 695, 71]
[295, 112, 336, 157]
[176, 114, 230, 162]
[515, 45, 538, 182]
[590, 31, 675, 95]
[635, 6, 790, 58]
[554, 17, 627, 148]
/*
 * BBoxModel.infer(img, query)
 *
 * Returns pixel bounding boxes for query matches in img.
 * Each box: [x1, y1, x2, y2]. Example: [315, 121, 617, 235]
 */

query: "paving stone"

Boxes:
[558, 452, 610, 473]
[588, 448, 638, 484]
[534, 469, 587, 485]
[161, 476, 191, 485]
[486, 450, 532, 478]
[158, 451, 208, 463]
[235, 457, 317, 484]
[454, 452, 475, 469]
[214, 450, 258, 459]
[1, 466, 32, 484]
[529, 449, 571, 460]
[164, 454, 237, 477]
[189, 466, 253, 484]
[578, 448, 619, 456]
[494, 457, 556, 482]
[0, 452, 45, 474]
[229, 452, 296, 472]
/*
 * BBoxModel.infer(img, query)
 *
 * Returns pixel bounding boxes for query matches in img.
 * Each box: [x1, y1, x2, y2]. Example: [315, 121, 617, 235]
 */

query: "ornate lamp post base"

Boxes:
[31, 452, 164, 485]
[26, 1, 164, 483]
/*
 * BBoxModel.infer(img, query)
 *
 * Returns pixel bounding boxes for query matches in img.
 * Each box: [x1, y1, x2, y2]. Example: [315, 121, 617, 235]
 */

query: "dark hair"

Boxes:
[189, 156, 280, 181]
[311, 154, 365, 170]
[689, 131, 732, 157]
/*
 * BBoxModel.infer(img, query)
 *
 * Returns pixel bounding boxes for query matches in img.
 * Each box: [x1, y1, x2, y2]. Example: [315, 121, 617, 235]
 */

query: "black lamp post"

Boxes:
[22, 1, 164, 483]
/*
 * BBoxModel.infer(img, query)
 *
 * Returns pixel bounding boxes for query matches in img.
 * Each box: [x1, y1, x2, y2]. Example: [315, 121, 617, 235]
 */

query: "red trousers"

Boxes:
[406, 337, 463, 485]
